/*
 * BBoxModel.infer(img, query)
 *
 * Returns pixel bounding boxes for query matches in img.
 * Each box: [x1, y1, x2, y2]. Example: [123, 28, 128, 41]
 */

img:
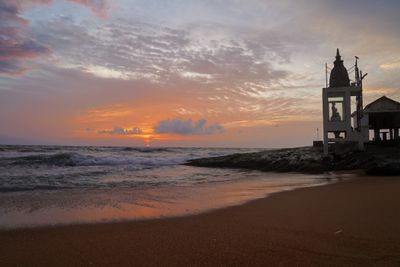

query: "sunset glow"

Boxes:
[1, 0, 400, 147]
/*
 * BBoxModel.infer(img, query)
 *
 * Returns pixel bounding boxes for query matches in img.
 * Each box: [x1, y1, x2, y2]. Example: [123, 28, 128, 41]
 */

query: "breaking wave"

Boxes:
[9, 152, 188, 167]
[0, 145, 263, 193]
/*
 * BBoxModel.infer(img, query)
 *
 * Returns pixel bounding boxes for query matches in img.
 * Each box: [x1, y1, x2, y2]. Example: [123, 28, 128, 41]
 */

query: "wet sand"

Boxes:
[1, 176, 400, 266]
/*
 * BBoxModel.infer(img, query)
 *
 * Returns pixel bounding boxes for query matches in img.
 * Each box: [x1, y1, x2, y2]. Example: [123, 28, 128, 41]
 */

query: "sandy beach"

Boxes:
[1, 176, 400, 266]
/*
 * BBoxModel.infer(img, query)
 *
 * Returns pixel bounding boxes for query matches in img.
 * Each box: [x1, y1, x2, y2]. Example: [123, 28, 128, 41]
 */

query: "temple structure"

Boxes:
[321, 49, 400, 155]
[353, 96, 400, 141]
[322, 49, 368, 155]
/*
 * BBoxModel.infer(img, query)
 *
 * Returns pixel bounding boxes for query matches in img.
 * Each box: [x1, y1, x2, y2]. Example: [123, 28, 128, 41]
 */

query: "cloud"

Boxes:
[97, 127, 142, 135]
[0, 0, 107, 75]
[0, 4, 325, 129]
[30, 16, 291, 106]
[0, 39, 50, 60]
[68, 0, 108, 16]
[0, 0, 107, 14]
[0, 1, 50, 74]
[154, 118, 224, 135]
[380, 59, 400, 70]
[0, 59, 26, 74]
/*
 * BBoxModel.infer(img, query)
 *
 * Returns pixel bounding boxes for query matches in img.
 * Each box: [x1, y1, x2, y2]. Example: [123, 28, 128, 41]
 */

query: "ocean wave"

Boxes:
[9, 152, 188, 167]
[0, 145, 178, 154]
[0, 178, 174, 193]
[12, 153, 82, 166]
[0, 146, 267, 194]
[0, 185, 75, 193]
[120, 147, 174, 153]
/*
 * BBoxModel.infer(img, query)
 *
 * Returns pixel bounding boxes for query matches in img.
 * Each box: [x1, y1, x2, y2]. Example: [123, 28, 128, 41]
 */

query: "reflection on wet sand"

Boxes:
[0, 171, 347, 229]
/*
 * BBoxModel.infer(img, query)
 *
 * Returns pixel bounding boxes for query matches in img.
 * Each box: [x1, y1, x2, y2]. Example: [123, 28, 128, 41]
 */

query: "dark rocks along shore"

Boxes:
[185, 143, 400, 175]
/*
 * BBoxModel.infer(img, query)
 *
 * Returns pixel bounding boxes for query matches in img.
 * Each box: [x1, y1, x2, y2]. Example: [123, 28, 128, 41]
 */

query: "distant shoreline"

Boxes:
[186, 143, 400, 175]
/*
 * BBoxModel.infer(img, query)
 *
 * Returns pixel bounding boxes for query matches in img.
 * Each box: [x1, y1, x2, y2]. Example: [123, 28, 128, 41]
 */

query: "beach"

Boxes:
[1, 1, 399, 266]
[0, 145, 332, 228]
[1, 175, 399, 266]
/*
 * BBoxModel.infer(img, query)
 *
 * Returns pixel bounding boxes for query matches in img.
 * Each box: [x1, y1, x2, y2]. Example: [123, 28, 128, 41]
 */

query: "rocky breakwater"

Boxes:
[185, 144, 400, 175]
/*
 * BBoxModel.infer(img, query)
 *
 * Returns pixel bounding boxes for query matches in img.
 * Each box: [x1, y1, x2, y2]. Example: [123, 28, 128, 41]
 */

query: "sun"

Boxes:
[143, 139, 151, 147]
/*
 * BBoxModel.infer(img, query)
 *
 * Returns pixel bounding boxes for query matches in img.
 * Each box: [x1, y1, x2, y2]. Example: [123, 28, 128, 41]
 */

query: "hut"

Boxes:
[357, 96, 400, 141]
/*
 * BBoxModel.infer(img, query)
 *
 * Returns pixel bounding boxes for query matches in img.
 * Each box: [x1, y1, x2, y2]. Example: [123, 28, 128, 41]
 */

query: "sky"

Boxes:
[1, 0, 399, 148]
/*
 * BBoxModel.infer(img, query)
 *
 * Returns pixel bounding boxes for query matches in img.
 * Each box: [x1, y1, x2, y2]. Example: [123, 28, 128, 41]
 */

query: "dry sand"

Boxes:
[1, 176, 400, 266]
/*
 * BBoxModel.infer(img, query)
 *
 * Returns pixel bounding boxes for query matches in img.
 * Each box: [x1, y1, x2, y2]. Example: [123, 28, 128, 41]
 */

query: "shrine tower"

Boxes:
[322, 49, 368, 155]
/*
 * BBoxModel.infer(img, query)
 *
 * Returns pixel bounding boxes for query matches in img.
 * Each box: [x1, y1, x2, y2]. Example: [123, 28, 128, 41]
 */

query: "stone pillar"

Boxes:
[374, 129, 380, 141]
[322, 88, 329, 156]
[323, 131, 329, 156]
[382, 132, 387, 141]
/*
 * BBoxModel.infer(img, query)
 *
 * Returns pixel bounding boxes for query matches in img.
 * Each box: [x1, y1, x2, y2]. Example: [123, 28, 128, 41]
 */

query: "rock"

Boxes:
[185, 144, 400, 175]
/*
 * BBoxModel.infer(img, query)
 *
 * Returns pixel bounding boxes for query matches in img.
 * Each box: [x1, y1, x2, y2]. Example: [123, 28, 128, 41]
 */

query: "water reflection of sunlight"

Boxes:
[0, 171, 349, 229]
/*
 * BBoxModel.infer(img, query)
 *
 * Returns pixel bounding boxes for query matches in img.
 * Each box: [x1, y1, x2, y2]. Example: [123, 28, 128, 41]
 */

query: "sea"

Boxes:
[0, 145, 343, 229]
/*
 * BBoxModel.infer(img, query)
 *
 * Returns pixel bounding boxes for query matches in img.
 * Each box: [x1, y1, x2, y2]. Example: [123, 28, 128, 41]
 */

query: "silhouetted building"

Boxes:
[353, 96, 400, 141]
[322, 49, 368, 155]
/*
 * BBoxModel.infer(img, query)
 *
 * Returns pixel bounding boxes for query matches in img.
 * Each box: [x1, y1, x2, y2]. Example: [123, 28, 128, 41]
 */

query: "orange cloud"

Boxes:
[68, 0, 108, 16]
[380, 59, 400, 70]
[77, 105, 134, 123]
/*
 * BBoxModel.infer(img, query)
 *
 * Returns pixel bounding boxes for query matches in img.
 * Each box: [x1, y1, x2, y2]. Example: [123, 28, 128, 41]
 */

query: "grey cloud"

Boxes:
[25, 17, 304, 122]
[0, 59, 26, 75]
[31, 17, 291, 101]
[0, 39, 50, 60]
[32, 19, 191, 80]
[69, 0, 108, 15]
[3, 4, 314, 122]
[97, 127, 142, 135]
[0, 1, 49, 74]
[0, 0, 107, 75]
[154, 118, 224, 135]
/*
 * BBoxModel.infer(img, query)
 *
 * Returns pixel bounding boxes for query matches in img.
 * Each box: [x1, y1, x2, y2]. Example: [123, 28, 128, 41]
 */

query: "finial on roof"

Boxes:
[336, 48, 341, 59]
